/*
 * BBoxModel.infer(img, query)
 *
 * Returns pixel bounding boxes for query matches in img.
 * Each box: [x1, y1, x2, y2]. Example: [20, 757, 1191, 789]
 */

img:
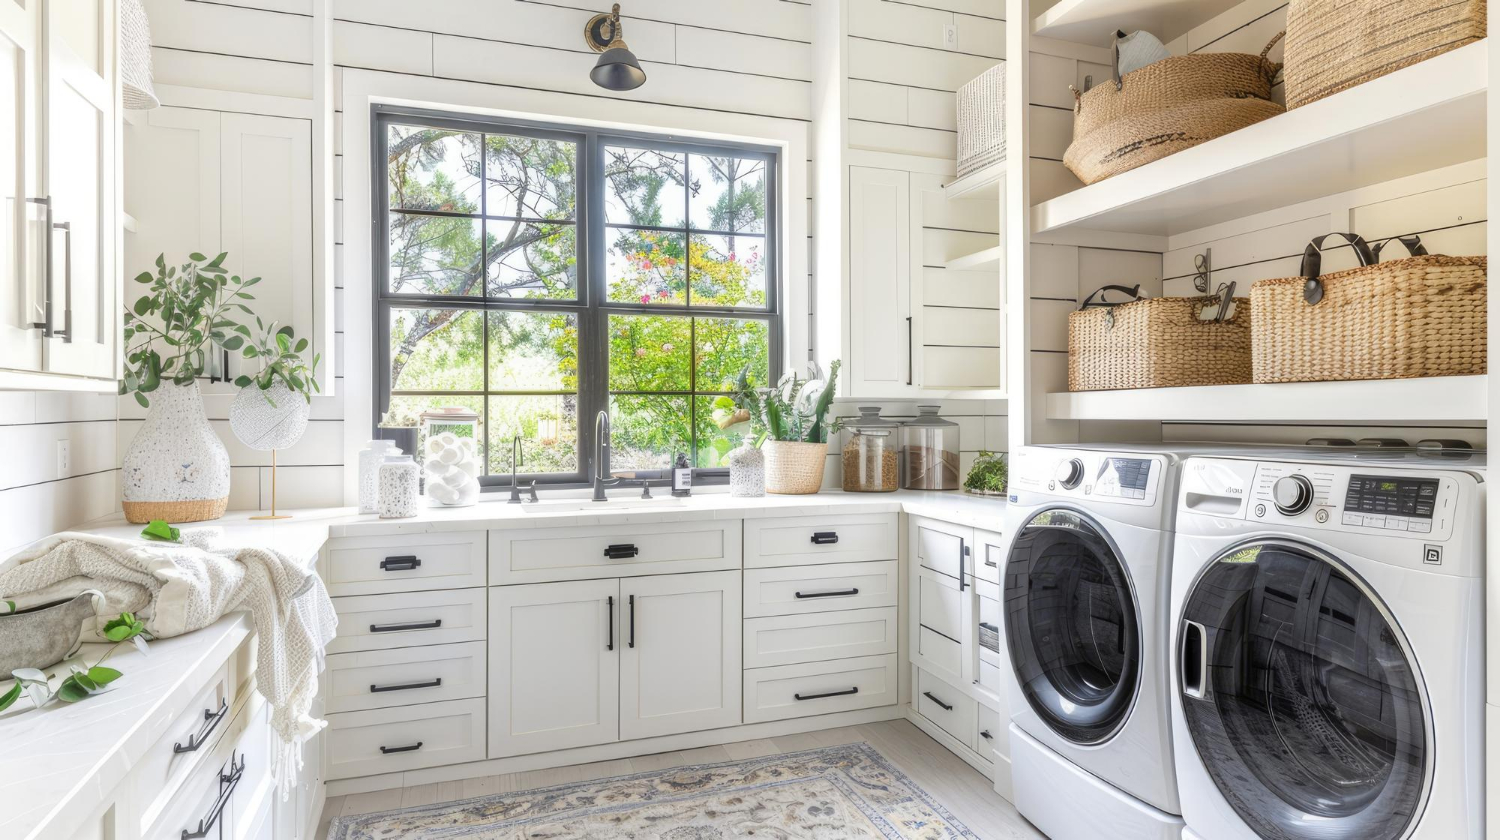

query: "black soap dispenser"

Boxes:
[671, 452, 693, 497]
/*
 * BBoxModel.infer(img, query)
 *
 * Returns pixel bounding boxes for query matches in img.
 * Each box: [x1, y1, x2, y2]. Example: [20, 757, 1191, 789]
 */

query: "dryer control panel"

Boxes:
[1011, 448, 1163, 507]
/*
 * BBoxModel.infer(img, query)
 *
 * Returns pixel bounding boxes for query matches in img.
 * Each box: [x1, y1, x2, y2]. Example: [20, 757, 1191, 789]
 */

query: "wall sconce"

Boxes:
[584, 4, 647, 91]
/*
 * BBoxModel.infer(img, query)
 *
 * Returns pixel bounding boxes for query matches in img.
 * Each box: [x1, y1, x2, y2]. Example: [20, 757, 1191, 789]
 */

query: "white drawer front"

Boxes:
[744, 560, 897, 617]
[491, 520, 741, 584]
[743, 654, 898, 723]
[743, 607, 898, 669]
[328, 588, 486, 654]
[136, 662, 236, 834]
[325, 641, 486, 713]
[227, 698, 275, 839]
[916, 567, 963, 641]
[913, 517, 970, 579]
[325, 697, 487, 780]
[915, 625, 963, 686]
[743, 513, 897, 568]
[977, 702, 1004, 766]
[321, 531, 486, 596]
[917, 668, 976, 751]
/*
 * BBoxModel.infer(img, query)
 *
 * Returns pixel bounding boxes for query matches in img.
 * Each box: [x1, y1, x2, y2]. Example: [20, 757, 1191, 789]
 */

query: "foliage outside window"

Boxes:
[376, 109, 779, 487]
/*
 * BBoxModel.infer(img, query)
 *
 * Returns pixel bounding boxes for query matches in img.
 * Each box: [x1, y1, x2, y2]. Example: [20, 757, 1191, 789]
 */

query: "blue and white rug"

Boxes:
[328, 742, 981, 839]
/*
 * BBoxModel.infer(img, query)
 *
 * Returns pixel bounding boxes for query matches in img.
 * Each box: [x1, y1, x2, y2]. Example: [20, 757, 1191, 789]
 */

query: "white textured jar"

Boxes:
[377, 455, 420, 519]
[358, 440, 396, 514]
[727, 438, 765, 497]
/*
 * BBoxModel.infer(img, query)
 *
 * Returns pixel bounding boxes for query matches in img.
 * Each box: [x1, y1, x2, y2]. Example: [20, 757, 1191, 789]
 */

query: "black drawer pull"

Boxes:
[810, 531, 839, 545]
[607, 595, 615, 651]
[794, 588, 859, 599]
[380, 555, 421, 571]
[604, 543, 639, 559]
[628, 594, 636, 648]
[181, 752, 244, 839]
[370, 678, 442, 694]
[173, 699, 229, 754]
[794, 686, 859, 701]
[980, 729, 994, 740]
[380, 742, 424, 754]
[923, 691, 953, 711]
[370, 619, 442, 633]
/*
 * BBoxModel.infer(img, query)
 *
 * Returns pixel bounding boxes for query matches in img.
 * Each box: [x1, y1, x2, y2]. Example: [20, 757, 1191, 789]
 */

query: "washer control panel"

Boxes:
[1011, 449, 1162, 506]
[1340, 475, 1439, 533]
[1213, 461, 1461, 541]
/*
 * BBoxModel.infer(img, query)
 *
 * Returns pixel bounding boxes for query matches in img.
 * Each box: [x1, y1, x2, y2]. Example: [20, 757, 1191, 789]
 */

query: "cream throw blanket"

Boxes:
[0, 529, 338, 798]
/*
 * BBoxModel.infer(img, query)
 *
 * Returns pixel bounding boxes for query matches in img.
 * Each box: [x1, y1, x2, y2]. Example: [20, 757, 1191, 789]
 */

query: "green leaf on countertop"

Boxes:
[56, 676, 90, 702]
[0, 681, 20, 712]
[86, 666, 122, 686]
[140, 520, 181, 542]
[2, 600, 14, 614]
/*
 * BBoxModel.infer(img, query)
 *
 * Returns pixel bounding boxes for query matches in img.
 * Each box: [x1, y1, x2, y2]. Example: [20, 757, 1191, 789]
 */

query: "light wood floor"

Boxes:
[317, 718, 1047, 839]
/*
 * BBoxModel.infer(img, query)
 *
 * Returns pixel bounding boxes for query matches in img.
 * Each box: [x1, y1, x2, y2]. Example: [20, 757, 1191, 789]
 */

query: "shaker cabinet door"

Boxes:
[0, 0, 42, 373]
[847, 166, 915, 397]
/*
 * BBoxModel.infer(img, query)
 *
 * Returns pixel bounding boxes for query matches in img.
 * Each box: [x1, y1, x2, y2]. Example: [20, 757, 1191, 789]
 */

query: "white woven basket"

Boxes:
[957, 63, 1006, 178]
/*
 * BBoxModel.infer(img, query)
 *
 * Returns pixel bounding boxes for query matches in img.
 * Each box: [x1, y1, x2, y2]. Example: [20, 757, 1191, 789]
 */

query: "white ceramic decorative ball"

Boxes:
[425, 434, 481, 506]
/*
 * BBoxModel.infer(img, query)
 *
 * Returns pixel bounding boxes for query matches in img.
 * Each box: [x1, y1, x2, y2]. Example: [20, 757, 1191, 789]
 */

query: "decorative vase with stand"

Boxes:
[229, 379, 311, 520]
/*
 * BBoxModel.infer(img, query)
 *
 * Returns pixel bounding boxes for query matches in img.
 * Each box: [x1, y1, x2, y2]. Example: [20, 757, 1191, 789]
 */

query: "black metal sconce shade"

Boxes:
[585, 4, 647, 91]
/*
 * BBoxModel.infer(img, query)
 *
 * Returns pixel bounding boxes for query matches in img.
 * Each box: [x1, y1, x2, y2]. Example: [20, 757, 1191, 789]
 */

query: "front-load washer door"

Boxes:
[1177, 541, 1429, 840]
[1005, 508, 1140, 745]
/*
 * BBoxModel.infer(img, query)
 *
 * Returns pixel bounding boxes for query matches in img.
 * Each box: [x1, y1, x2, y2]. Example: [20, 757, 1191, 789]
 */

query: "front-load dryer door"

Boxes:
[1177, 540, 1430, 840]
[1005, 508, 1141, 745]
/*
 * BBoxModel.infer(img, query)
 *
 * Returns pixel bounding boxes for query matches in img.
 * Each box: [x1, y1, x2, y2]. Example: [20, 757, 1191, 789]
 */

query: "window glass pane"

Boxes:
[486, 221, 577, 299]
[694, 317, 770, 390]
[389, 213, 483, 296]
[604, 146, 686, 227]
[389, 308, 484, 391]
[484, 134, 576, 220]
[690, 155, 766, 233]
[388, 125, 482, 212]
[693, 395, 745, 468]
[610, 394, 689, 473]
[689, 234, 767, 307]
[487, 310, 577, 391]
[608, 313, 691, 392]
[488, 395, 579, 475]
[607, 228, 686, 304]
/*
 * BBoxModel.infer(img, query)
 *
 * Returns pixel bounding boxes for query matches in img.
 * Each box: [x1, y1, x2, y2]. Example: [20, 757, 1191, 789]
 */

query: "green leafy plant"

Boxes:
[232, 317, 322, 406]
[964, 450, 1008, 495]
[735, 360, 842, 443]
[0, 612, 149, 713]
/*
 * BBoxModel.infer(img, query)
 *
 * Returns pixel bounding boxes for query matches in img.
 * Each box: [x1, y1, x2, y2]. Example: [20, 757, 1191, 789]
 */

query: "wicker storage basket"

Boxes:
[957, 63, 1006, 179]
[763, 440, 828, 494]
[1285, 0, 1485, 109]
[1068, 284, 1252, 391]
[1064, 34, 1284, 185]
[1250, 233, 1487, 383]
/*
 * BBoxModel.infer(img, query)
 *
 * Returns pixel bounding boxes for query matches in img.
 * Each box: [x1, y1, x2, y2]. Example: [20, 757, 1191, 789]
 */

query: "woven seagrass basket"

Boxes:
[763, 440, 828, 495]
[1068, 285, 1252, 391]
[1250, 233, 1487, 383]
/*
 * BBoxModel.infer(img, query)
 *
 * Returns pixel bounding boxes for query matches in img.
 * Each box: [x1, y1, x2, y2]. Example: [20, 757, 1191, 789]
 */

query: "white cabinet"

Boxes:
[0, 0, 42, 372]
[847, 166, 915, 397]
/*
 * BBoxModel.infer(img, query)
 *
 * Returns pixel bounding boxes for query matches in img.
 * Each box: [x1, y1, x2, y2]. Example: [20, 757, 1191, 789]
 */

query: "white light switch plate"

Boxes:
[56, 440, 70, 478]
[943, 22, 957, 49]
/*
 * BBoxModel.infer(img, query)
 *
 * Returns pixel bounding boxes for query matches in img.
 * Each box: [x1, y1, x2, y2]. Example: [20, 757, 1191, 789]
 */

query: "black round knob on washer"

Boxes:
[1272, 475, 1314, 515]
[1055, 458, 1084, 490]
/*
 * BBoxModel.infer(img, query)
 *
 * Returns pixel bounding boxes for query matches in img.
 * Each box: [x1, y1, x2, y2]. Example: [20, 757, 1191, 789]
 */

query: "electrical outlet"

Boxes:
[943, 22, 957, 49]
[56, 439, 70, 478]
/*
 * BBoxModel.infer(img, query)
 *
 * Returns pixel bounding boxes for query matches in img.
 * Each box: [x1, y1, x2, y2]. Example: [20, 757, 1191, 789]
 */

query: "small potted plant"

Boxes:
[228, 317, 322, 452]
[737, 361, 841, 494]
[964, 450, 1008, 497]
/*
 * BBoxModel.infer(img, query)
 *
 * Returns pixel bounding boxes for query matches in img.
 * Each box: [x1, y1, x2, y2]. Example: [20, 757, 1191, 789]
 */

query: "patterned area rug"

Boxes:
[328, 743, 981, 839]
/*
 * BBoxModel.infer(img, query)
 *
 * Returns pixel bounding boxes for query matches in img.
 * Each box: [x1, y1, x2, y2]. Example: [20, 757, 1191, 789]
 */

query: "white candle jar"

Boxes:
[377, 455, 421, 519]
[358, 439, 397, 514]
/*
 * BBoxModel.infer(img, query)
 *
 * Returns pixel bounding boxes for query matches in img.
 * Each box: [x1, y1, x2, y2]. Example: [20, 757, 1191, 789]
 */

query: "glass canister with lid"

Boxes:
[903, 405, 961, 490]
[841, 406, 901, 492]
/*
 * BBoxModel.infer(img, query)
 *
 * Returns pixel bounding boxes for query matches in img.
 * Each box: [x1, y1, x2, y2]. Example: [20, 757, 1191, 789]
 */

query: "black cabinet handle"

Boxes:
[173, 699, 229, 754]
[810, 531, 839, 545]
[380, 742, 424, 754]
[906, 316, 913, 385]
[370, 678, 441, 694]
[794, 588, 859, 599]
[794, 686, 859, 701]
[380, 555, 421, 571]
[604, 543, 639, 559]
[923, 691, 953, 711]
[980, 729, 994, 740]
[370, 619, 442, 633]
[959, 540, 968, 592]
[628, 594, 636, 648]
[181, 752, 244, 839]
[607, 595, 615, 651]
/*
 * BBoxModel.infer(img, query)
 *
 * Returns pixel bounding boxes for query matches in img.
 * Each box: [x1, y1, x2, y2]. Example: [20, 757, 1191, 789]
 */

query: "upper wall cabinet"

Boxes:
[0, 0, 122, 390]
[847, 166, 916, 398]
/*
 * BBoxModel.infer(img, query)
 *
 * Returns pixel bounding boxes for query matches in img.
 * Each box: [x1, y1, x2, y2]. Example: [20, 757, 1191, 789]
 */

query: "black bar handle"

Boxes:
[380, 555, 421, 571]
[980, 729, 994, 741]
[370, 619, 442, 633]
[959, 541, 968, 591]
[370, 678, 441, 694]
[181, 753, 244, 839]
[380, 742, 424, 754]
[794, 588, 859, 599]
[923, 691, 953, 711]
[604, 543, 639, 559]
[628, 594, 636, 648]
[607, 595, 615, 651]
[173, 699, 229, 754]
[794, 686, 859, 701]
[810, 531, 839, 545]
[906, 316, 913, 385]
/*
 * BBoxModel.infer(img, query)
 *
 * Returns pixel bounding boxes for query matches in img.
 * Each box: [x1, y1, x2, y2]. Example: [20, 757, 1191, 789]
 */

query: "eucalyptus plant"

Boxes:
[233, 317, 322, 406]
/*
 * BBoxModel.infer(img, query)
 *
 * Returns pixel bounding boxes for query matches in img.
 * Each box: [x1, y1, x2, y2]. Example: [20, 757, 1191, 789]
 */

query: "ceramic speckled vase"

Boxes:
[122, 381, 231, 523]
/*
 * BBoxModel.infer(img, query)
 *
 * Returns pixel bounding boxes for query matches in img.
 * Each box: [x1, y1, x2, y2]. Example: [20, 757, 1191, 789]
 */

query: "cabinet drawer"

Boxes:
[916, 668, 976, 751]
[491, 520, 741, 584]
[136, 657, 241, 834]
[743, 654, 898, 723]
[325, 697, 487, 780]
[327, 588, 486, 654]
[977, 703, 1005, 766]
[744, 607, 898, 668]
[743, 514, 897, 568]
[744, 560, 897, 617]
[916, 625, 963, 686]
[227, 699, 275, 839]
[145, 696, 256, 840]
[975, 531, 1005, 585]
[916, 566, 963, 641]
[976, 577, 1005, 698]
[913, 517, 971, 579]
[321, 531, 486, 596]
[325, 641, 486, 713]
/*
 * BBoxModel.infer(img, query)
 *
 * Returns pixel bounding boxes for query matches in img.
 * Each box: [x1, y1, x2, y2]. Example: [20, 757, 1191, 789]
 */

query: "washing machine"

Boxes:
[1170, 450, 1485, 840]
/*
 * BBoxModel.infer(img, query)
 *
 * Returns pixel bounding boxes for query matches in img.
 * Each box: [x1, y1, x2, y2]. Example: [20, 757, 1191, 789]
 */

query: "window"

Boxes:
[375, 108, 779, 488]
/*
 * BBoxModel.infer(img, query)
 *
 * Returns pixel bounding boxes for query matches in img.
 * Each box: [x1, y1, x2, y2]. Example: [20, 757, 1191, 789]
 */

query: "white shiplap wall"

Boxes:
[0, 393, 120, 556]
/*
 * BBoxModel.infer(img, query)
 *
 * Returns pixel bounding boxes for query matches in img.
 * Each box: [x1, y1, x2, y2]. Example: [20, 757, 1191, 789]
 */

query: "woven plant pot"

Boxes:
[763, 440, 828, 495]
[1064, 35, 1284, 185]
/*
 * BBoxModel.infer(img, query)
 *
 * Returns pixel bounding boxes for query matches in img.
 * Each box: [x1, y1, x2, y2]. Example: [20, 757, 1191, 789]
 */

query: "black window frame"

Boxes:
[372, 105, 782, 490]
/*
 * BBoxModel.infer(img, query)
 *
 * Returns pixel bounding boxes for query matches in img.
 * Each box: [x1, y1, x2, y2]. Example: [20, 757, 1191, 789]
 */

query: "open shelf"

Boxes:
[1047, 376, 1487, 423]
[945, 245, 1003, 271]
[1032, 0, 1244, 48]
[944, 161, 1005, 201]
[1031, 41, 1487, 237]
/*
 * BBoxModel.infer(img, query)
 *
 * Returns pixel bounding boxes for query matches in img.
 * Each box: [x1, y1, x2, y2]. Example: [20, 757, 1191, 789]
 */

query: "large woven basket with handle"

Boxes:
[1250, 233, 1487, 383]
[1284, 0, 1485, 109]
[1068, 284, 1252, 391]
[1064, 33, 1284, 185]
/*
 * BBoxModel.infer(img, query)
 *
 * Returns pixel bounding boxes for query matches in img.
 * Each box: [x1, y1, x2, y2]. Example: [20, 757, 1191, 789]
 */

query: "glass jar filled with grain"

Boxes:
[841, 406, 901, 492]
[903, 405, 960, 490]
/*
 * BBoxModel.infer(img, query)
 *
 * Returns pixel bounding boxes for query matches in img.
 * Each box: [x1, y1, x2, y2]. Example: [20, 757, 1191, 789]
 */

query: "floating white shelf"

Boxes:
[945, 245, 1003, 271]
[1031, 41, 1487, 237]
[1047, 375, 1488, 423]
[1032, 0, 1244, 48]
[944, 161, 1005, 201]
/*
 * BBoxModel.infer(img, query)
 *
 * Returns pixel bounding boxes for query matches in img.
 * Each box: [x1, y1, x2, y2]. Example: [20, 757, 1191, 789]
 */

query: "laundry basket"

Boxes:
[1068, 284, 1252, 391]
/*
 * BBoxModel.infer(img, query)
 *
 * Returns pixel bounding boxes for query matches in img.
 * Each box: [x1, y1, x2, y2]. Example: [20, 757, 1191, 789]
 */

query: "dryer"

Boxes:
[1170, 451, 1484, 840]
